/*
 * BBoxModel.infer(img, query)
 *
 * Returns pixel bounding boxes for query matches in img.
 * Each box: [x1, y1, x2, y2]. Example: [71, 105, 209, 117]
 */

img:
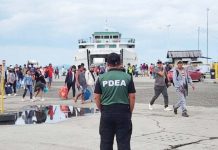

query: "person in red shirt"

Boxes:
[47, 63, 54, 89]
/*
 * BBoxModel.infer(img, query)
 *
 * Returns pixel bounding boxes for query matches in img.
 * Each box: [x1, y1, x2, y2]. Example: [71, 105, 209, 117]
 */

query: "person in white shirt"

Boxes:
[85, 64, 96, 102]
[61, 66, 66, 76]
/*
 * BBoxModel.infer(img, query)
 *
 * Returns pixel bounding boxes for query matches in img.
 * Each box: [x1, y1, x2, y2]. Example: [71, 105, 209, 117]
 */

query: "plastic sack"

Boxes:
[43, 87, 49, 93]
[59, 86, 68, 100]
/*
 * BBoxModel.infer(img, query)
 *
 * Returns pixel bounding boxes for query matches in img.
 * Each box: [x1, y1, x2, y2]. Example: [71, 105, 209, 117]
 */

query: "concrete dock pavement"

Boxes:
[0, 76, 218, 149]
[0, 103, 218, 150]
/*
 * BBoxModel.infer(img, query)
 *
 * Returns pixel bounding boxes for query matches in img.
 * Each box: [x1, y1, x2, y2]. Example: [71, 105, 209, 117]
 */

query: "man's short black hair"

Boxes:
[72, 65, 76, 69]
[157, 60, 162, 64]
[177, 60, 183, 64]
[107, 53, 121, 66]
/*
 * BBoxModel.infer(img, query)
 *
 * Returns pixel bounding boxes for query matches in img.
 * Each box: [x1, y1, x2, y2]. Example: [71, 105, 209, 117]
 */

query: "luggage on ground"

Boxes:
[5, 84, 12, 95]
[59, 86, 68, 100]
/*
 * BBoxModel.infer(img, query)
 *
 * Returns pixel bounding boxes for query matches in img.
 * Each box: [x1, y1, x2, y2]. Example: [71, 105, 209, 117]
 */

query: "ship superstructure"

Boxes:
[74, 31, 138, 68]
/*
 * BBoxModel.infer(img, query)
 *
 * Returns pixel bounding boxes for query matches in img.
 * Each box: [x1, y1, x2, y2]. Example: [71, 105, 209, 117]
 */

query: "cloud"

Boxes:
[0, 45, 73, 66]
[0, 0, 218, 65]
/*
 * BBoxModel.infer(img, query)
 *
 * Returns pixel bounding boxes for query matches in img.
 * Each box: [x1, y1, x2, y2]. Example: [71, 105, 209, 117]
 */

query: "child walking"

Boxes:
[22, 70, 34, 101]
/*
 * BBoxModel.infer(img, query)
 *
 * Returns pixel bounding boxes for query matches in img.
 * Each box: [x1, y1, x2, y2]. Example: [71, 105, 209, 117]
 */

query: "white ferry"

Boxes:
[74, 31, 138, 69]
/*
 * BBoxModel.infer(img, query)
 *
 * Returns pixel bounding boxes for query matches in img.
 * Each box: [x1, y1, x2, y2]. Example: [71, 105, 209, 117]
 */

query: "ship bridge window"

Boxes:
[104, 36, 109, 39]
[79, 45, 86, 48]
[97, 45, 105, 48]
[109, 44, 116, 48]
[113, 35, 119, 39]
[127, 45, 135, 48]
[95, 36, 100, 39]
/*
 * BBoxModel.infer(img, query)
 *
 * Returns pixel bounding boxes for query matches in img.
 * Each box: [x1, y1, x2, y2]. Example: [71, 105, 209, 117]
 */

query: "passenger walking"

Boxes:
[33, 68, 46, 101]
[145, 64, 149, 76]
[149, 63, 155, 79]
[16, 66, 23, 90]
[21, 64, 28, 88]
[85, 64, 96, 102]
[94, 53, 136, 150]
[141, 63, 146, 76]
[47, 63, 54, 89]
[7, 67, 17, 96]
[148, 60, 172, 111]
[65, 65, 76, 99]
[134, 64, 139, 77]
[61, 66, 66, 76]
[54, 67, 59, 79]
[22, 64, 28, 76]
[127, 63, 133, 77]
[22, 70, 33, 101]
[75, 64, 87, 104]
[173, 61, 195, 117]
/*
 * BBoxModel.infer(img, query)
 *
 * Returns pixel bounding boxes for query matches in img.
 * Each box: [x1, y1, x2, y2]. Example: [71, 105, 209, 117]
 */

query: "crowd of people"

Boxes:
[124, 62, 173, 79]
[0, 55, 196, 150]
[0, 60, 190, 109]
[64, 63, 97, 104]
[0, 63, 55, 101]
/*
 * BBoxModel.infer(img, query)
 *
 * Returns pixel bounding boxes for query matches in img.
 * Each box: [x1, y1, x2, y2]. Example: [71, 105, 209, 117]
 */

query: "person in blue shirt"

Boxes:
[22, 70, 33, 101]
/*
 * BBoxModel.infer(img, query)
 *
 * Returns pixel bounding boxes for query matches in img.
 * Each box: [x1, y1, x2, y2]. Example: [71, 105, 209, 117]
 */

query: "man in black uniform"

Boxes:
[94, 53, 136, 150]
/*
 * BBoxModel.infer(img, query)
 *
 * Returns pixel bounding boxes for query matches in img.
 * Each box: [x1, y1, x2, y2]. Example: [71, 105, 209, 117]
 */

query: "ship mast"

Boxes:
[105, 18, 109, 32]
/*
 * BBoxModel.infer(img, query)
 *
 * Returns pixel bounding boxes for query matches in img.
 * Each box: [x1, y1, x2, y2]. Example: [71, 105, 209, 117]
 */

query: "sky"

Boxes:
[0, 0, 218, 66]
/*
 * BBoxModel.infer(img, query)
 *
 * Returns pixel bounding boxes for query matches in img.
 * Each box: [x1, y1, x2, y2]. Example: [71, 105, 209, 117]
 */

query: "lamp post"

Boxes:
[206, 8, 209, 64]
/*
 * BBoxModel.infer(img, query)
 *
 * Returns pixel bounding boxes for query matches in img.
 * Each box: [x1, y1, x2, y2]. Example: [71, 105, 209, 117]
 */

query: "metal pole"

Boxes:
[207, 8, 209, 64]
[1, 60, 6, 113]
[198, 27, 200, 50]
[87, 49, 90, 69]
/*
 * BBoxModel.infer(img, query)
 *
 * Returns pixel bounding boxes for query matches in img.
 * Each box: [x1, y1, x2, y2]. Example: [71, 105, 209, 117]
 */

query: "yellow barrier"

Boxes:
[0, 60, 6, 113]
[213, 62, 218, 79]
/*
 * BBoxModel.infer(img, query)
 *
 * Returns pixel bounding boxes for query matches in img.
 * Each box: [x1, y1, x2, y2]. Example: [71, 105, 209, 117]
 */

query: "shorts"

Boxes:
[34, 82, 45, 92]
[48, 77, 52, 83]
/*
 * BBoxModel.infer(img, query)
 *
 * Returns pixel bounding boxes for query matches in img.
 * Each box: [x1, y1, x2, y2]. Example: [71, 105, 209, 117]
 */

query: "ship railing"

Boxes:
[78, 38, 135, 44]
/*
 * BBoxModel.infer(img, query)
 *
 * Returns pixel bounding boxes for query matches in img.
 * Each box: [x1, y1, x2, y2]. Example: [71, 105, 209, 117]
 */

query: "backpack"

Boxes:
[171, 70, 179, 86]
